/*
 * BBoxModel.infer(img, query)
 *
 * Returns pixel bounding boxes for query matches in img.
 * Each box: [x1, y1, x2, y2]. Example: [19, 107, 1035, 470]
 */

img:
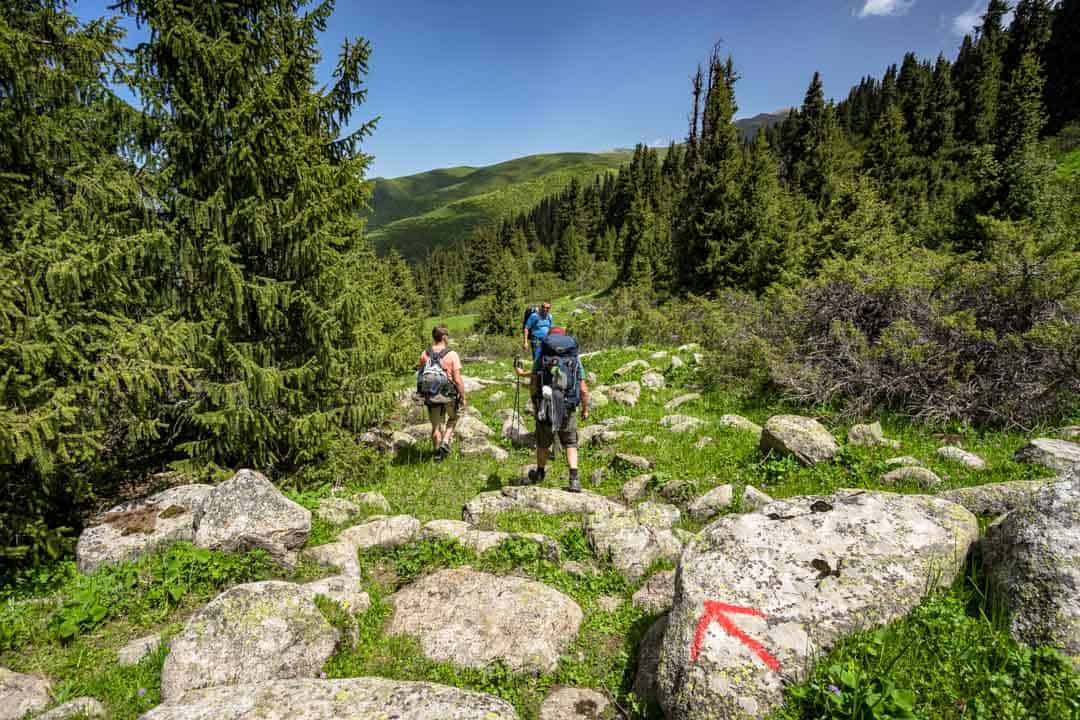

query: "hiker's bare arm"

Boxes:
[579, 380, 589, 419]
[522, 327, 529, 350]
[452, 363, 467, 406]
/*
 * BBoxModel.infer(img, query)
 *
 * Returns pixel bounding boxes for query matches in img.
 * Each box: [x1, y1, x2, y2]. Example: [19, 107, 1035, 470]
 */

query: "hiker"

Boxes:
[525, 327, 590, 492]
[416, 325, 467, 462]
[522, 301, 554, 361]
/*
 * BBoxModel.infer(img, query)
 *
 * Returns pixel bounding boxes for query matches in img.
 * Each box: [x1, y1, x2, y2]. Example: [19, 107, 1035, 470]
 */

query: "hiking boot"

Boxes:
[439, 442, 452, 459]
[433, 446, 445, 463]
[527, 467, 545, 485]
[567, 471, 582, 493]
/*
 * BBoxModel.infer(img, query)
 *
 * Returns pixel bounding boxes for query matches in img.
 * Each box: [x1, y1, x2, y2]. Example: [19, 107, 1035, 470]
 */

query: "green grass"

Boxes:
[1057, 147, 1080, 180]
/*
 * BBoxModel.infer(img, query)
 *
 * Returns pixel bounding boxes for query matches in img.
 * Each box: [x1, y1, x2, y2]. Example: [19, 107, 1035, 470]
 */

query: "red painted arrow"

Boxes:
[690, 600, 781, 672]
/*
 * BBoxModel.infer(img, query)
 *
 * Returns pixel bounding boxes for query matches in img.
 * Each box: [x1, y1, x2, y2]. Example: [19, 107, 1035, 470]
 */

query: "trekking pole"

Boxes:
[512, 355, 523, 439]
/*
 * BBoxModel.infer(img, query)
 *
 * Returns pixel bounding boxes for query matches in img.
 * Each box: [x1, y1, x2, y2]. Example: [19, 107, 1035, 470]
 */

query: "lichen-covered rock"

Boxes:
[633, 570, 676, 614]
[585, 503, 683, 582]
[539, 687, 611, 720]
[315, 497, 360, 525]
[421, 520, 559, 560]
[76, 484, 213, 573]
[936, 446, 987, 470]
[588, 390, 609, 410]
[500, 486, 624, 516]
[610, 453, 653, 471]
[353, 491, 391, 514]
[847, 421, 901, 449]
[669, 355, 685, 370]
[641, 371, 666, 390]
[387, 567, 582, 673]
[117, 633, 162, 667]
[305, 515, 419, 576]
[194, 470, 310, 565]
[0, 668, 51, 720]
[459, 438, 509, 462]
[759, 415, 838, 466]
[740, 486, 773, 512]
[613, 359, 650, 377]
[608, 381, 641, 407]
[302, 575, 371, 614]
[455, 414, 494, 441]
[688, 485, 734, 521]
[160, 581, 339, 701]
[664, 393, 700, 412]
[660, 414, 704, 434]
[983, 479, 1080, 668]
[621, 474, 654, 503]
[881, 466, 942, 489]
[461, 491, 518, 524]
[885, 455, 924, 467]
[1013, 438, 1080, 475]
[141, 677, 520, 719]
[719, 414, 762, 436]
[35, 697, 106, 719]
[632, 615, 669, 706]
[656, 490, 978, 720]
[938, 480, 1055, 517]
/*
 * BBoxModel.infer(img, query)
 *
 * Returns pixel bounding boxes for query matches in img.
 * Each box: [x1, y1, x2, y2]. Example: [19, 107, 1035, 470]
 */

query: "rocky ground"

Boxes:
[2, 344, 1079, 719]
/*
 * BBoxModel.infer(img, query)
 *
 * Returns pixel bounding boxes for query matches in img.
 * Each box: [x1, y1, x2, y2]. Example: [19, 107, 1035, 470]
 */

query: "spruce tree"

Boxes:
[922, 54, 957, 155]
[1004, 0, 1054, 79]
[555, 222, 584, 281]
[996, 51, 1049, 221]
[972, 0, 1010, 145]
[477, 251, 522, 336]
[791, 72, 840, 208]
[865, 103, 911, 198]
[118, 0, 413, 475]
[1044, 0, 1080, 132]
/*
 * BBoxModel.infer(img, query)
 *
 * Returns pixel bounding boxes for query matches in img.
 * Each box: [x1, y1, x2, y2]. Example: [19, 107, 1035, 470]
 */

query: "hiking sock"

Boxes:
[567, 469, 581, 493]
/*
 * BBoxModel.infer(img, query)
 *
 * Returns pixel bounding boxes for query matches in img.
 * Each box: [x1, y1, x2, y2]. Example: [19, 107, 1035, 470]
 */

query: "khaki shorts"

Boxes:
[427, 400, 459, 434]
[536, 410, 578, 449]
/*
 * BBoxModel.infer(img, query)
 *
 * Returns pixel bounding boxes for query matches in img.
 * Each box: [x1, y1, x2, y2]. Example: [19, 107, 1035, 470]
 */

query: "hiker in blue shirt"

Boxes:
[522, 301, 554, 361]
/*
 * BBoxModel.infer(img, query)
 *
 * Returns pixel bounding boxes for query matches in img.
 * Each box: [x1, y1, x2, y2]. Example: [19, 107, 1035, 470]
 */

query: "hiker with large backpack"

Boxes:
[524, 327, 590, 492]
[416, 325, 467, 462]
[522, 301, 554, 361]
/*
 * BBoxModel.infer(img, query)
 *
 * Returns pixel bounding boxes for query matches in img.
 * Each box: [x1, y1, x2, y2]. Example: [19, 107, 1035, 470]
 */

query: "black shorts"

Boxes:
[536, 411, 578, 449]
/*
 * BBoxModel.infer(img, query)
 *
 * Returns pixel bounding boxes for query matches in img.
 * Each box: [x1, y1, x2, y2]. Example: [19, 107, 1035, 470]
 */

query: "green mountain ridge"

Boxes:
[367, 112, 790, 261]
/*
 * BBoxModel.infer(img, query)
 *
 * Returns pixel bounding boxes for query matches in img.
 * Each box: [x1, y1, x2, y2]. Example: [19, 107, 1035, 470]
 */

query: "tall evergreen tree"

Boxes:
[1004, 0, 1054, 79]
[971, 0, 1010, 145]
[922, 54, 957, 155]
[791, 72, 840, 208]
[555, 222, 583, 281]
[1044, 0, 1080, 131]
[119, 0, 413, 475]
[996, 50, 1049, 221]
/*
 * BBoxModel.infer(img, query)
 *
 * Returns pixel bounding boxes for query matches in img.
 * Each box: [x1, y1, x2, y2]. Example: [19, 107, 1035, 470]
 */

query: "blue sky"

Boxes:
[74, 0, 997, 178]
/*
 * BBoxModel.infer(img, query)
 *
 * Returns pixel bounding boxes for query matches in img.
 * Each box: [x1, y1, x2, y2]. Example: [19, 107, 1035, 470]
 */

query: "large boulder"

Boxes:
[983, 478, 1080, 668]
[632, 615, 669, 707]
[1013, 438, 1080, 475]
[141, 678, 520, 719]
[655, 490, 978, 720]
[195, 470, 310, 565]
[759, 415, 838, 466]
[76, 484, 213, 573]
[160, 581, 339, 702]
[585, 503, 683, 582]
[0, 668, 51, 720]
[305, 515, 420, 576]
[539, 688, 611, 720]
[387, 567, 582, 673]
[938, 480, 1055, 517]
[462, 486, 623, 524]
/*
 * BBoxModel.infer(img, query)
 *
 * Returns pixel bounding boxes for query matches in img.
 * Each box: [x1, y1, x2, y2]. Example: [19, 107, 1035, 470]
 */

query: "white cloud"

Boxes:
[857, 0, 915, 18]
[951, 1, 1015, 36]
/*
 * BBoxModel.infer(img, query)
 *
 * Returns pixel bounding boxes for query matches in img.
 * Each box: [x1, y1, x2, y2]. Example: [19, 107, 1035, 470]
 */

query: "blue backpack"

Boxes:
[538, 334, 581, 409]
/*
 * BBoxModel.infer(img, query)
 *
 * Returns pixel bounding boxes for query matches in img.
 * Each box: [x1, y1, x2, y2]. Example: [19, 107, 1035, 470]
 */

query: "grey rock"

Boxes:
[740, 486, 773, 512]
[936, 446, 987, 470]
[588, 390, 609, 410]
[608, 381, 641, 407]
[459, 438, 510, 462]
[665, 393, 702, 411]
[649, 350, 669, 360]
[847, 421, 901, 449]
[881, 466, 942, 489]
[719, 414, 762, 436]
[141, 678, 520, 720]
[621, 474, 654, 503]
[641, 435, 658, 445]
[660, 414, 704, 434]
[306, 515, 420, 576]
[641, 371, 666, 390]
[1058, 426, 1080, 440]
[76, 484, 213, 573]
[35, 697, 106, 720]
[387, 567, 582, 673]
[669, 355, 685, 370]
[195, 470, 310, 565]
[610, 453, 653, 472]
[391, 431, 417, 452]
[633, 570, 676, 614]
[117, 633, 162, 667]
[502, 415, 536, 449]
[602, 416, 632, 429]
[562, 560, 599, 578]
[590, 430, 627, 448]
[938, 480, 1056, 517]
[760, 415, 838, 466]
[693, 436, 714, 450]
[655, 491, 978, 720]
[401, 422, 433, 441]
[455, 415, 494, 441]
[885, 455, 924, 467]
[632, 615, 669, 706]
[693, 352, 705, 365]
[688, 484, 735, 521]
[160, 581, 339, 701]
[983, 479, 1080, 668]
[421, 519, 558, 560]
[462, 376, 499, 394]
[586, 503, 683, 582]
[613, 359, 650, 377]
[539, 687, 611, 720]
[489, 391, 507, 403]
[590, 467, 608, 486]
[597, 595, 624, 613]
[303, 575, 371, 614]
[353, 491, 391, 514]
[461, 491, 518, 525]
[1014, 438, 1080, 475]
[677, 343, 700, 352]
[0, 668, 51, 720]
[314, 497, 359, 525]
[498, 485, 624, 516]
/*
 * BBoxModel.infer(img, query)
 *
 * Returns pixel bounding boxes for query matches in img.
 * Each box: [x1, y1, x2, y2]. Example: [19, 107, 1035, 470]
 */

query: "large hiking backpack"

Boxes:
[538, 334, 581, 409]
[418, 346, 456, 405]
[522, 305, 540, 329]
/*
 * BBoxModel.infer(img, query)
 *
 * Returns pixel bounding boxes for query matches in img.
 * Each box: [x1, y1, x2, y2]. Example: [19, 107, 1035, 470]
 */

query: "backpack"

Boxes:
[538, 334, 581, 409]
[418, 346, 456, 405]
[522, 305, 540, 329]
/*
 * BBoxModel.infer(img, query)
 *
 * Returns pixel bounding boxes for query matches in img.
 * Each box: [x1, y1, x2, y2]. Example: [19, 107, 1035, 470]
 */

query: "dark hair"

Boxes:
[432, 325, 449, 343]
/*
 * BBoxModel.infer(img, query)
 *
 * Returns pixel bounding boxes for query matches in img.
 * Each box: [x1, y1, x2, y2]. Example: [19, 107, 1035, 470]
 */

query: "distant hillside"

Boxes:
[367, 113, 790, 262]
[367, 152, 633, 260]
